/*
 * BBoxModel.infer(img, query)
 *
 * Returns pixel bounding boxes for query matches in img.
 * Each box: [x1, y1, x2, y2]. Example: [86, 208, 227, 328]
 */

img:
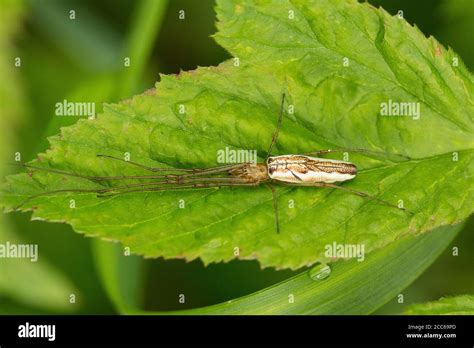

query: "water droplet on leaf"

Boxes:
[309, 263, 331, 281]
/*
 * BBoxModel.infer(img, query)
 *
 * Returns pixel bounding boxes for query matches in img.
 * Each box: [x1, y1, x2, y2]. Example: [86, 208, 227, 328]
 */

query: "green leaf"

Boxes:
[1, 0, 473, 270]
[405, 295, 474, 315]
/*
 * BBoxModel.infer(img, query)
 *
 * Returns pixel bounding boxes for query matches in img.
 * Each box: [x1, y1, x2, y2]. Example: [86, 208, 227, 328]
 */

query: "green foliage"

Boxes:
[0, 0, 78, 311]
[405, 295, 474, 315]
[1, 0, 473, 272]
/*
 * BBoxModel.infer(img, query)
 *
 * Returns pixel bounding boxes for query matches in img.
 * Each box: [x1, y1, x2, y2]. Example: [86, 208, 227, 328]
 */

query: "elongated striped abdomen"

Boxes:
[267, 155, 357, 184]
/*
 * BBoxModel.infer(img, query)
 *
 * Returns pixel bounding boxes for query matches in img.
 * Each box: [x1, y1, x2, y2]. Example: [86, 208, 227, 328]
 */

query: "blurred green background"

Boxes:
[0, 0, 472, 314]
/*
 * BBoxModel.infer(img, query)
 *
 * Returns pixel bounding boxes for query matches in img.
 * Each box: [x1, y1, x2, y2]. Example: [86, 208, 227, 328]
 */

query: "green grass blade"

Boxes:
[118, 0, 168, 98]
[30, 0, 121, 71]
[405, 294, 474, 315]
[92, 241, 144, 313]
[126, 223, 463, 314]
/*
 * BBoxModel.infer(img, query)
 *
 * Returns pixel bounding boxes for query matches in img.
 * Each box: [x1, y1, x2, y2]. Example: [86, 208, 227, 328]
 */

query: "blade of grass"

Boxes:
[30, 0, 121, 71]
[118, 0, 168, 98]
[0, 0, 80, 313]
[124, 222, 463, 314]
[405, 294, 474, 315]
[92, 241, 144, 313]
